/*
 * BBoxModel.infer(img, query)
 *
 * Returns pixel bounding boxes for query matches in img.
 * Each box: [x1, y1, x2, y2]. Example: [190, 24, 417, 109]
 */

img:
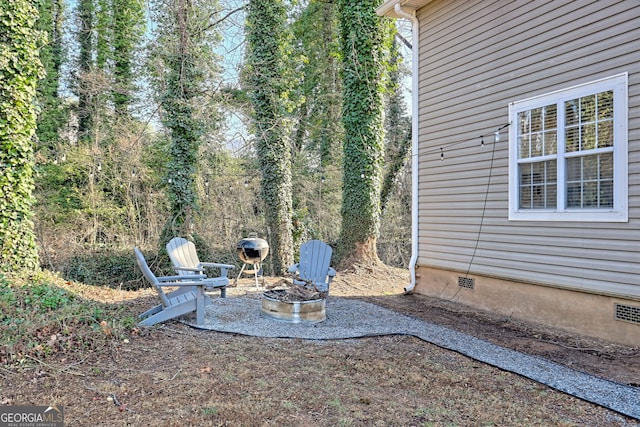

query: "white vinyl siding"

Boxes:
[415, 0, 640, 298]
[508, 74, 628, 221]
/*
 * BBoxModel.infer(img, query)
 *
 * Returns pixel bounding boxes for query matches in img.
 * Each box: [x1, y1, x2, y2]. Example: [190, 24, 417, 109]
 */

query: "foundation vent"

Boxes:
[614, 304, 640, 325]
[457, 276, 475, 289]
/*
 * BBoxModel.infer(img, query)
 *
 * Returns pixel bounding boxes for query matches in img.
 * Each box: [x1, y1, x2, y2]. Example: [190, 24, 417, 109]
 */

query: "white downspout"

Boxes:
[394, 3, 419, 293]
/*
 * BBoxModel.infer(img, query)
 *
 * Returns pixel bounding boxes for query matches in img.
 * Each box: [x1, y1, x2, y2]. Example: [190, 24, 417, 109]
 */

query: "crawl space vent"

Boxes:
[457, 276, 475, 289]
[614, 304, 640, 325]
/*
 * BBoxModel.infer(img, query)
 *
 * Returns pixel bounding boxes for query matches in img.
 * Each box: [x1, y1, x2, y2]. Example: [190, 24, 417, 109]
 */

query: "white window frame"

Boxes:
[508, 73, 628, 222]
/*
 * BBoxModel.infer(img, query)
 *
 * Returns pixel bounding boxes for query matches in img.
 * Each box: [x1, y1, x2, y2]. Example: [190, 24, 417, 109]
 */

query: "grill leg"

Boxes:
[234, 263, 247, 286]
[253, 263, 264, 289]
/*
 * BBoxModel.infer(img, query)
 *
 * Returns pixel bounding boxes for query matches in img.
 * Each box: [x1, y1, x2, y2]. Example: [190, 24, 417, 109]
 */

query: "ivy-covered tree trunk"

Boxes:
[76, 0, 94, 140]
[112, 0, 145, 116]
[160, 0, 203, 237]
[292, 0, 342, 167]
[0, 0, 44, 271]
[95, 0, 110, 70]
[245, 0, 294, 274]
[151, 0, 222, 242]
[337, 0, 386, 265]
[36, 0, 66, 151]
[380, 37, 411, 215]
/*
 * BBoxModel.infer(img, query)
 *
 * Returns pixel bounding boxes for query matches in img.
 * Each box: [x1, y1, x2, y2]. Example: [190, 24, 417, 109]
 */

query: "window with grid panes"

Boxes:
[508, 74, 628, 222]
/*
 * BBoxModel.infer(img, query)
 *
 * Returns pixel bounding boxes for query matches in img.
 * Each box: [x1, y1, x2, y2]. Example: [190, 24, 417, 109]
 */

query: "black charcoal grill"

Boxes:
[235, 234, 269, 287]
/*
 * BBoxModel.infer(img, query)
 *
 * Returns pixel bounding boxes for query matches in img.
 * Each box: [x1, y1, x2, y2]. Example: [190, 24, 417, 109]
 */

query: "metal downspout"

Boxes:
[394, 3, 419, 293]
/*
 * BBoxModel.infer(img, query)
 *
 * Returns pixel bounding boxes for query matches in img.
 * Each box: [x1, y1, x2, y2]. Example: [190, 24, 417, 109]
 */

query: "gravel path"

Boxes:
[186, 294, 640, 421]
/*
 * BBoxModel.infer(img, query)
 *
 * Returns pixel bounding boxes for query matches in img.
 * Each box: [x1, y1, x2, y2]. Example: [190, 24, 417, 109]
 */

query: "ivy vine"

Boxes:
[337, 0, 388, 260]
[245, 0, 295, 274]
[0, 0, 45, 272]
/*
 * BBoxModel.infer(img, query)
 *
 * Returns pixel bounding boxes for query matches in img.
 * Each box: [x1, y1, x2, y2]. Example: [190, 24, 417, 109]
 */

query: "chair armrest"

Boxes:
[173, 266, 204, 273]
[200, 262, 235, 269]
[156, 280, 209, 287]
[157, 274, 206, 282]
[326, 268, 337, 286]
[199, 262, 235, 278]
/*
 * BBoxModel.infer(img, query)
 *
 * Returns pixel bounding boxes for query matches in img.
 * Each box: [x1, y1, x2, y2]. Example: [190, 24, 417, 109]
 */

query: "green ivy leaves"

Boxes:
[337, 0, 386, 256]
[0, 0, 45, 272]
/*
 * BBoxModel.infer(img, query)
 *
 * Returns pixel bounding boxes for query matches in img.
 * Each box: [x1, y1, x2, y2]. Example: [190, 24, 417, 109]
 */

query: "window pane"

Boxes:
[532, 162, 545, 183]
[520, 186, 531, 209]
[566, 157, 581, 181]
[532, 133, 543, 156]
[581, 123, 596, 150]
[531, 108, 542, 132]
[547, 183, 557, 207]
[532, 184, 546, 208]
[565, 126, 579, 152]
[520, 163, 531, 184]
[567, 183, 581, 207]
[583, 182, 598, 207]
[581, 95, 596, 122]
[598, 119, 613, 148]
[544, 104, 557, 129]
[518, 135, 530, 159]
[547, 160, 557, 179]
[565, 99, 579, 125]
[600, 181, 613, 207]
[600, 153, 613, 179]
[518, 111, 529, 135]
[519, 164, 531, 208]
[598, 90, 613, 120]
[543, 131, 557, 155]
[583, 155, 597, 180]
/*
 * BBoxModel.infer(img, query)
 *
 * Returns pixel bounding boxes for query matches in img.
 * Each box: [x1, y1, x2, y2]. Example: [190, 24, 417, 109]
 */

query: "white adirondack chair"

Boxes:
[287, 240, 336, 293]
[166, 237, 234, 298]
[135, 247, 215, 326]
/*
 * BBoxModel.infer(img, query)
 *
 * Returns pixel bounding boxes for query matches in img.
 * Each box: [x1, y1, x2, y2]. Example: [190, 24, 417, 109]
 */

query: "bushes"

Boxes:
[64, 250, 143, 290]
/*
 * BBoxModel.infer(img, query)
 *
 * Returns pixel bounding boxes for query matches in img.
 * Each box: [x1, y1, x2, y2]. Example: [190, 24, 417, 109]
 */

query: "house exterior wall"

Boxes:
[412, 0, 640, 345]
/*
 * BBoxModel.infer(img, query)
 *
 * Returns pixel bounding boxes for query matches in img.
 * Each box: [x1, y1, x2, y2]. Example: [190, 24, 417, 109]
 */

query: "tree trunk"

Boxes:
[246, 0, 294, 274]
[336, 0, 387, 268]
[0, 0, 44, 271]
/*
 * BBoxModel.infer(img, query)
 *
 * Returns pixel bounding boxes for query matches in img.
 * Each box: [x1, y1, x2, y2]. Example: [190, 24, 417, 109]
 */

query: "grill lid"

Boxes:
[237, 236, 269, 264]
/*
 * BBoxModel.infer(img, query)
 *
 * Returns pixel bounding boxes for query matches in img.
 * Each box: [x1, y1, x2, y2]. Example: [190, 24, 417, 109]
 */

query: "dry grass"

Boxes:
[0, 269, 637, 426]
[4, 327, 635, 426]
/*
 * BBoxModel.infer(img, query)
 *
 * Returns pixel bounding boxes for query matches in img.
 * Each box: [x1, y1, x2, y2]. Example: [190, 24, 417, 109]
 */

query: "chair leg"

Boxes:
[195, 287, 205, 325]
[139, 304, 162, 319]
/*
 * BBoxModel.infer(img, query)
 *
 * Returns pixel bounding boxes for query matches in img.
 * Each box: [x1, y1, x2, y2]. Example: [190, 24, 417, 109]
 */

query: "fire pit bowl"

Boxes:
[236, 236, 269, 264]
[261, 289, 326, 323]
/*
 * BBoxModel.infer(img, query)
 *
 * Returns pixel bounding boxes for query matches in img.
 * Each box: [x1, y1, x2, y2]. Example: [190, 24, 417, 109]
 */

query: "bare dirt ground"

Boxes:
[2, 265, 639, 426]
[330, 264, 640, 389]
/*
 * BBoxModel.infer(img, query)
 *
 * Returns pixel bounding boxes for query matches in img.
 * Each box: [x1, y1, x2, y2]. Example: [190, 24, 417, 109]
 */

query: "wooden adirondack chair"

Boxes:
[166, 237, 234, 298]
[135, 247, 213, 326]
[287, 240, 336, 293]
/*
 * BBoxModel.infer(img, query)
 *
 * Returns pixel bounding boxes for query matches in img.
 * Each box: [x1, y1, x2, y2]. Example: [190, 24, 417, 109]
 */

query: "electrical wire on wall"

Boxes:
[433, 122, 511, 301]
[465, 123, 510, 276]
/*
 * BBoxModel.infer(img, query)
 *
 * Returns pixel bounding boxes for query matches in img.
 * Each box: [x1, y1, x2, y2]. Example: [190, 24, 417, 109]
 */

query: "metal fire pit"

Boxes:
[261, 289, 326, 324]
[235, 234, 269, 287]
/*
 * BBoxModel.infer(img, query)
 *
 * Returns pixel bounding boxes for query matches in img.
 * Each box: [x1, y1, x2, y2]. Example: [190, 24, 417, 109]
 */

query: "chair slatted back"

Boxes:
[298, 240, 333, 285]
[134, 247, 170, 307]
[167, 237, 201, 275]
